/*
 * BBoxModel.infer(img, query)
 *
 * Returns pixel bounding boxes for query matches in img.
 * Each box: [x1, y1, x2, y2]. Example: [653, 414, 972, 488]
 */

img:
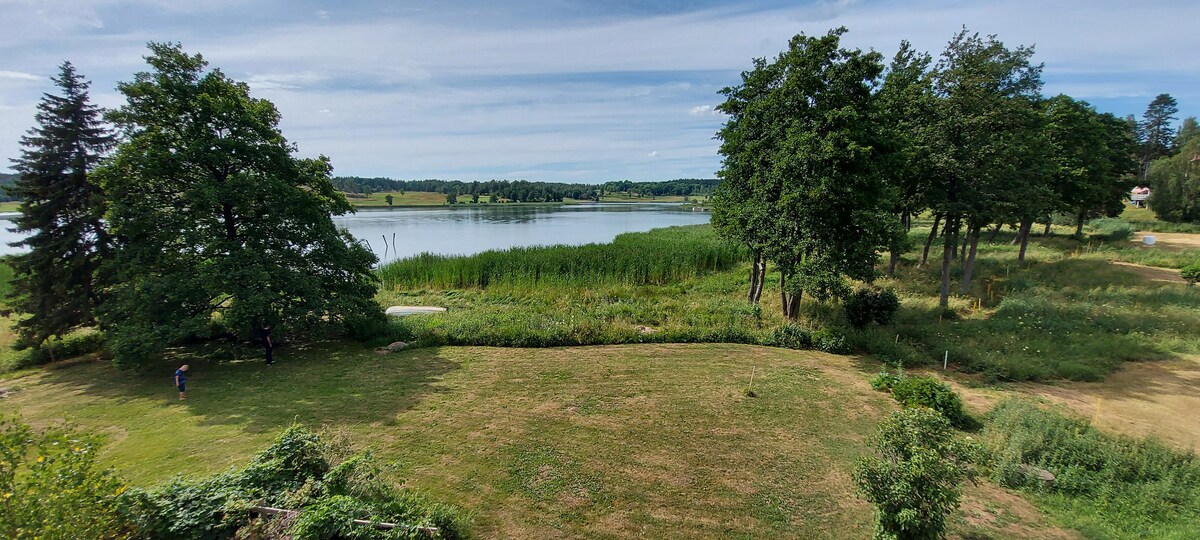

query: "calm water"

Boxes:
[0, 203, 711, 262]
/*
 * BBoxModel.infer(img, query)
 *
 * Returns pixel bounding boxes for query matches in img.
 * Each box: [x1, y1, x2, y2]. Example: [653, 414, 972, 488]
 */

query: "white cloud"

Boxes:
[647, 150, 660, 158]
[314, 10, 330, 20]
[0, 70, 41, 81]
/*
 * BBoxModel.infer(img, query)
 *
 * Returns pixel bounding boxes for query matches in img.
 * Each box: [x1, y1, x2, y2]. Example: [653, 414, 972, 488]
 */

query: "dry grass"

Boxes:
[1132, 231, 1200, 252]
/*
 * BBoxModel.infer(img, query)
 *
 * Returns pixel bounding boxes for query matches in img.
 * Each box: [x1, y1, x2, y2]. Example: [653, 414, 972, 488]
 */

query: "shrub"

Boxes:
[771, 324, 812, 349]
[890, 376, 969, 428]
[844, 287, 901, 329]
[869, 369, 901, 392]
[854, 408, 981, 540]
[0, 417, 135, 539]
[1182, 263, 1200, 286]
[1087, 217, 1135, 241]
[130, 426, 467, 540]
[812, 327, 850, 354]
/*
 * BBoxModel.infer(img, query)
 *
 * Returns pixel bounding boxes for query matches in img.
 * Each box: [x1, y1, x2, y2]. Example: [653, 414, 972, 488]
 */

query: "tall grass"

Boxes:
[378, 225, 746, 289]
[985, 399, 1200, 539]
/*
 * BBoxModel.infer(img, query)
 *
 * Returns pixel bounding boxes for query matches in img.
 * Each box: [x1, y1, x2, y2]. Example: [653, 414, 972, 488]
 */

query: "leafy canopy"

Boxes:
[97, 43, 383, 367]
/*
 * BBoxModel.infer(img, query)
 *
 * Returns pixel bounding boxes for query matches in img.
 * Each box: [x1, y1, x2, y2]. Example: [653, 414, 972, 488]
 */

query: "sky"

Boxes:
[1, 0, 1197, 183]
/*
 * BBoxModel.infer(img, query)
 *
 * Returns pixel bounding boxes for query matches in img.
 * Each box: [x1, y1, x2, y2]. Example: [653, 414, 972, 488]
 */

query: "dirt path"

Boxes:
[1110, 261, 1185, 283]
[950, 355, 1200, 453]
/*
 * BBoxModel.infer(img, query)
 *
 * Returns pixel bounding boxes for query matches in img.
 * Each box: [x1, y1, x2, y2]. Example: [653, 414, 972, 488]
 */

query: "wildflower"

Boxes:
[36, 456, 45, 463]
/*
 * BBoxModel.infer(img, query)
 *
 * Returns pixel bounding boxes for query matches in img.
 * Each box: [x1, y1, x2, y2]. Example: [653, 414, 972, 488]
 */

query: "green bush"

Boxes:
[869, 369, 901, 392]
[1087, 217, 1135, 241]
[854, 408, 982, 540]
[1182, 263, 1200, 286]
[130, 426, 467, 540]
[0, 417, 135, 539]
[984, 399, 1200, 538]
[812, 327, 850, 354]
[844, 287, 900, 329]
[770, 324, 812, 349]
[890, 376, 969, 428]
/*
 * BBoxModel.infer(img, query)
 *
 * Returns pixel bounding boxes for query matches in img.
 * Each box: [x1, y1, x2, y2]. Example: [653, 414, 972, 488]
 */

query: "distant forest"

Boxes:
[331, 177, 720, 202]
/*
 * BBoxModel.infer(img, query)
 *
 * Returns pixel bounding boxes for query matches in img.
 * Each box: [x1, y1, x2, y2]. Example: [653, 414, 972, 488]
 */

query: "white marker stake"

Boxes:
[943, 351, 948, 371]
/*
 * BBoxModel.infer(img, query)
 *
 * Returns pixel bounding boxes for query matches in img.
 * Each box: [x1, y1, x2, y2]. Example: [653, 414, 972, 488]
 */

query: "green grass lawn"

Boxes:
[0, 342, 1080, 539]
[0, 201, 19, 212]
[0, 343, 885, 538]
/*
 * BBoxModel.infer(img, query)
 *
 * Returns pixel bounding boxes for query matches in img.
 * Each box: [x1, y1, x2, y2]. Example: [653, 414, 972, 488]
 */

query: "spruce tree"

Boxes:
[1138, 93, 1179, 181]
[4, 62, 114, 349]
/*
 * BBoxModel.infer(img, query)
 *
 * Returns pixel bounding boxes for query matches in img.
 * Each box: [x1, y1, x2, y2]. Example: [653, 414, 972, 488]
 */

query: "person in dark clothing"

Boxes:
[262, 323, 274, 365]
[174, 364, 189, 400]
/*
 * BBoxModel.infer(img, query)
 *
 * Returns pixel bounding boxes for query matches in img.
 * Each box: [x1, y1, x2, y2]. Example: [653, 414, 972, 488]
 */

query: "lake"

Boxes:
[0, 203, 711, 262]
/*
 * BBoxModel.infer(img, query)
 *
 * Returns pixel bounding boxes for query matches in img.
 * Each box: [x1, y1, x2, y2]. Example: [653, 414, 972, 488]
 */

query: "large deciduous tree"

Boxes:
[1147, 137, 1200, 223]
[923, 29, 1043, 307]
[1043, 95, 1137, 238]
[4, 62, 114, 349]
[97, 43, 383, 367]
[876, 41, 934, 276]
[713, 28, 894, 318]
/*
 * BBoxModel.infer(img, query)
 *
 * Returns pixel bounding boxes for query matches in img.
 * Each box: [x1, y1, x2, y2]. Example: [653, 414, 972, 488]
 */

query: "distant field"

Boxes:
[565, 194, 709, 204]
[0, 201, 19, 212]
[344, 190, 450, 206]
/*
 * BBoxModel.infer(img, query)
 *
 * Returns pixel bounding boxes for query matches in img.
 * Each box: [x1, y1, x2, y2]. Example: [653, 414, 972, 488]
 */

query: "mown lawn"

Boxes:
[0, 342, 1079, 539]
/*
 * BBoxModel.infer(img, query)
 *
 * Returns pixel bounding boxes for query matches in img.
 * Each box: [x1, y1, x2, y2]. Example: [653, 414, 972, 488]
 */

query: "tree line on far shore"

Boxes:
[330, 176, 720, 202]
[712, 26, 1193, 315]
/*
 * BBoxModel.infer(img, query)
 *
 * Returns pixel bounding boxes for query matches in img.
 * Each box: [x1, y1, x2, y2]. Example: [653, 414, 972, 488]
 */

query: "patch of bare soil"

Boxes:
[953, 482, 1082, 540]
[1110, 261, 1185, 283]
[1133, 231, 1200, 252]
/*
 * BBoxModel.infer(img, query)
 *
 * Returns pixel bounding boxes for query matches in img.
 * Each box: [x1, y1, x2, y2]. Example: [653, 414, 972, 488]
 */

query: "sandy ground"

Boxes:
[1133, 231, 1200, 251]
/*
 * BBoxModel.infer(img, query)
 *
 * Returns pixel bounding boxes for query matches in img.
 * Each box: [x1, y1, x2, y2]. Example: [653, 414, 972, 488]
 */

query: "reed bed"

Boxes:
[377, 225, 746, 290]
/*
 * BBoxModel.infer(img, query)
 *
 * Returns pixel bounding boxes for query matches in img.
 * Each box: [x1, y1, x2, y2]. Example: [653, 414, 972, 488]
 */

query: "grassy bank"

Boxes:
[344, 190, 452, 207]
[376, 221, 1199, 382]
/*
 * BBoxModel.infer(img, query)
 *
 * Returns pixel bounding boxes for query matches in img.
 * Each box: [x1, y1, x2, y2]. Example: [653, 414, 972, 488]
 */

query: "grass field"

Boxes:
[0, 201, 19, 212]
[344, 191, 457, 207]
[0, 342, 1080, 539]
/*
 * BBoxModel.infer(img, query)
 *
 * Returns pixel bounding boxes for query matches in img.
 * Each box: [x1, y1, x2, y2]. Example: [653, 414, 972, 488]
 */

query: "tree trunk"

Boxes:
[920, 213, 942, 268]
[1043, 219, 1052, 237]
[780, 272, 789, 318]
[786, 292, 801, 320]
[752, 259, 766, 303]
[959, 225, 969, 261]
[939, 215, 958, 309]
[1075, 209, 1086, 238]
[747, 252, 761, 303]
[888, 249, 900, 277]
[987, 223, 1002, 242]
[959, 225, 981, 294]
[1017, 219, 1032, 263]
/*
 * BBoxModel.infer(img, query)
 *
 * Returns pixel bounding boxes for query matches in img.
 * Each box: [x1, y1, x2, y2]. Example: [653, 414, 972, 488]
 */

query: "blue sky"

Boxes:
[1, 0, 1196, 183]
